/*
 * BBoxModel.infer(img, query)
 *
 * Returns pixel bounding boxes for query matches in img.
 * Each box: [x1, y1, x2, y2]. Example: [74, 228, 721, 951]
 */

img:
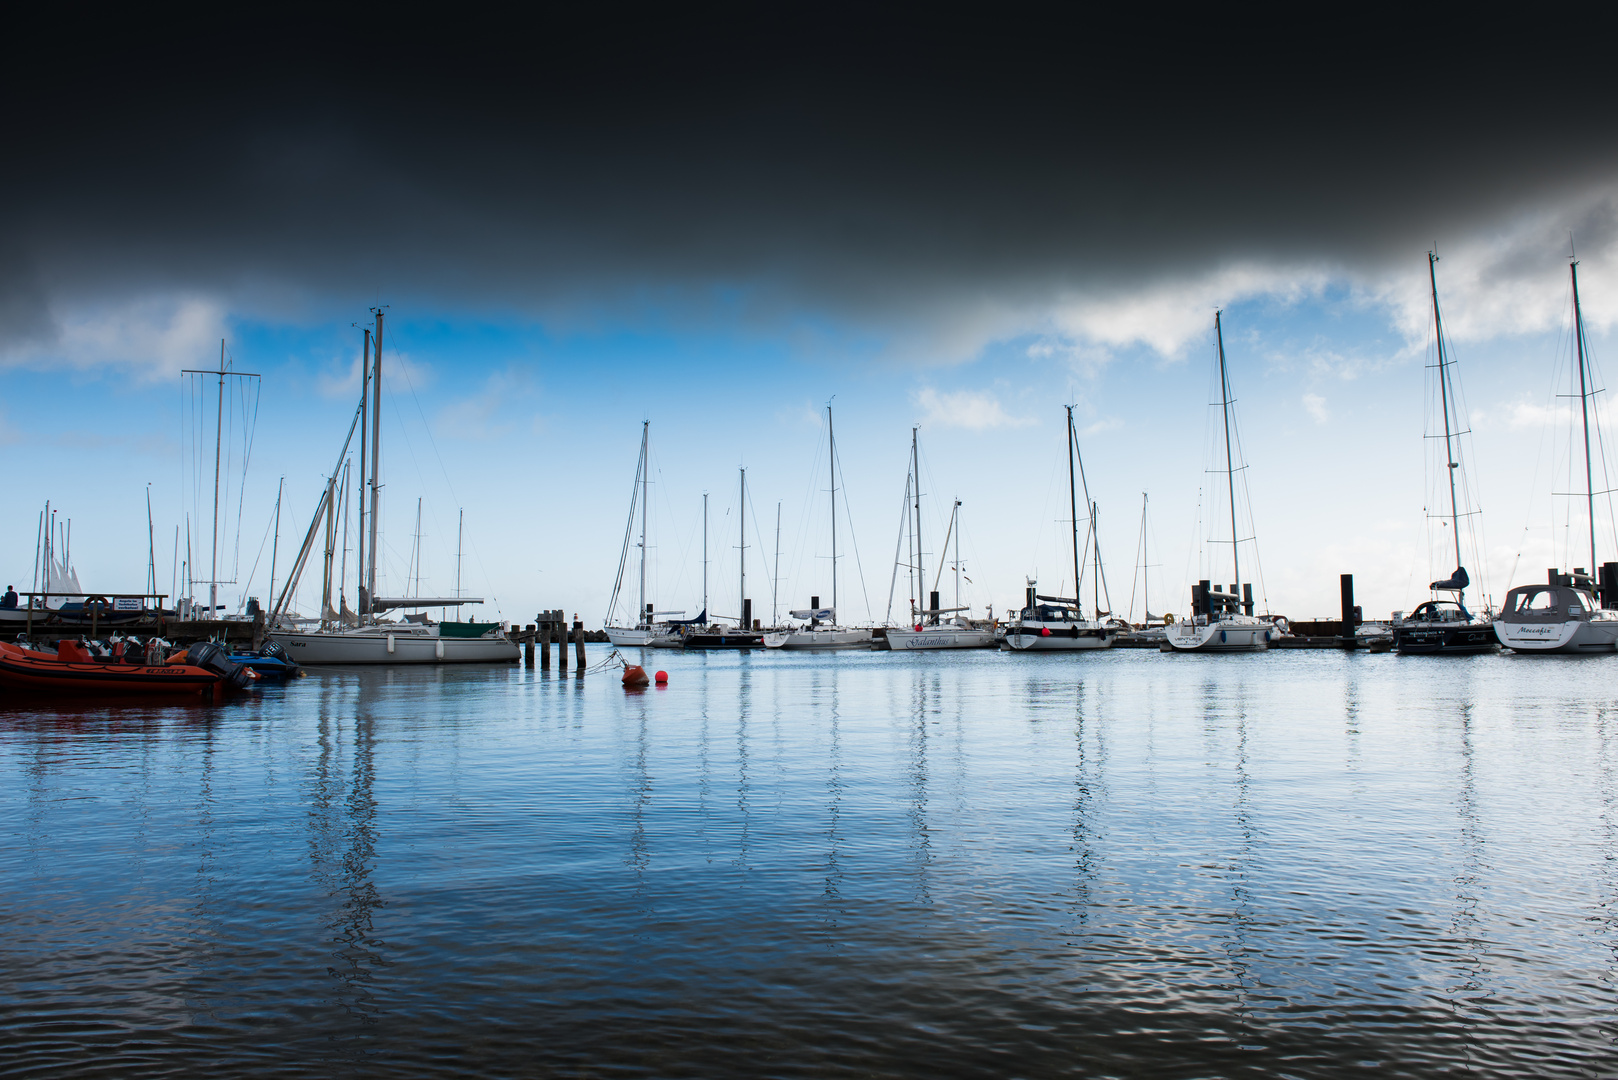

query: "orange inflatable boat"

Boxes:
[0, 640, 258, 701]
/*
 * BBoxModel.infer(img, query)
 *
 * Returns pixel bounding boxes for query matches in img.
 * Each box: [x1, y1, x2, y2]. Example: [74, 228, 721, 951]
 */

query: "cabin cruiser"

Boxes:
[1492, 569, 1618, 654]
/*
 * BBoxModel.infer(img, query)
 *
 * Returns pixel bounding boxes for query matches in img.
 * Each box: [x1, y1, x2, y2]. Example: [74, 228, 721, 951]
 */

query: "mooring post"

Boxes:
[557, 616, 568, 672]
[1339, 574, 1356, 648]
[573, 615, 586, 668]
[742, 598, 752, 633]
[930, 590, 941, 626]
[524, 624, 536, 666]
[539, 616, 551, 669]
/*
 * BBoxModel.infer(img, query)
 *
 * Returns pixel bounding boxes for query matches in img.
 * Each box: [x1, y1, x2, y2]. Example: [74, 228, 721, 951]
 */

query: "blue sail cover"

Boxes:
[1430, 566, 1470, 591]
[666, 608, 707, 626]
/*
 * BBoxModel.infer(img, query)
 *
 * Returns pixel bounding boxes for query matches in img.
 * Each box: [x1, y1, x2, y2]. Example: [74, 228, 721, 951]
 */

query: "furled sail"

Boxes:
[1429, 566, 1470, 591]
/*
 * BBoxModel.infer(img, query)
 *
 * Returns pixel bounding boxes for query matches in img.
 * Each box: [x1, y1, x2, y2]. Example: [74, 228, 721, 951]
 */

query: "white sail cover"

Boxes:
[790, 608, 835, 621]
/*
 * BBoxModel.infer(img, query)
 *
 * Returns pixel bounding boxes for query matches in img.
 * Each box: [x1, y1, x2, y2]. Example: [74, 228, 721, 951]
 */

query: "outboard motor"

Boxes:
[188, 641, 255, 690]
[260, 638, 301, 677]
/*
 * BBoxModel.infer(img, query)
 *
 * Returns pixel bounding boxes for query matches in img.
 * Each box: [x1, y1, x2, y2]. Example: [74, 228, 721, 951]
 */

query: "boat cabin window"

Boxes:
[1508, 587, 1588, 614]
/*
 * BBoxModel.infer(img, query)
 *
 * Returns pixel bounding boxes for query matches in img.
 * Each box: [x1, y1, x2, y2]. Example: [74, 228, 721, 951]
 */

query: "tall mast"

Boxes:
[638, 421, 649, 627]
[456, 509, 464, 600]
[211, 339, 225, 617]
[1066, 405, 1082, 616]
[1428, 253, 1465, 579]
[1573, 258, 1597, 576]
[32, 507, 42, 598]
[911, 427, 923, 610]
[702, 492, 708, 622]
[367, 309, 383, 618]
[146, 486, 156, 596]
[1093, 500, 1101, 615]
[269, 477, 283, 621]
[1141, 494, 1149, 618]
[182, 344, 259, 615]
[358, 328, 370, 606]
[738, 467, 747, 626]
[774, 501, 782, 624]
[1215, 311, 1241, 600]
[338, 463, 350, 609]
[413, 497, 423, 598]
[828, 405, 838, 613]
[952, 499, 962, 610]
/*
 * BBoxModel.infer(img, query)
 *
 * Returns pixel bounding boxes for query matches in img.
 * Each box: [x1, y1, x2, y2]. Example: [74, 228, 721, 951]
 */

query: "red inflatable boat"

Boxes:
[0, 640, 258, 701]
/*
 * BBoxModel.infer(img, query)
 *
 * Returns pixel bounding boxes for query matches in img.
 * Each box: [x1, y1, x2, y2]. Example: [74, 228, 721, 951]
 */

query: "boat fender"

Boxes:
[435, 637, 444, 659]
[387, 634, 395, 654]
[622, 664, 649, 687]
[1220, 630, 1227, 644]
[1040, 627, 1051, 637]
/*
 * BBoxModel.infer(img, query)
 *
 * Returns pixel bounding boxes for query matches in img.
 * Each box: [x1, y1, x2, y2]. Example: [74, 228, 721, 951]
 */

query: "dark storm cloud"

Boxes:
[5, 9, 1616, 348]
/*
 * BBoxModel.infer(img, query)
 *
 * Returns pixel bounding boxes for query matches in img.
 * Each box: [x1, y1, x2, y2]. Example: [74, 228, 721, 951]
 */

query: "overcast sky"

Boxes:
[6, 12, 1618, 624]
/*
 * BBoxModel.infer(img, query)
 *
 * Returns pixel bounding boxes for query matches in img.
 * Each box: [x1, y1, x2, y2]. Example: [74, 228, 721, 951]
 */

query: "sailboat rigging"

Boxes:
[765, 404, 874, 649]
[269, 309, 516, 663]
[1165, 311, 1275, 652]
[1494, 253, 1618, 653]
[1393, 251, 1499, 654]
[1004, 406, 1117, 652]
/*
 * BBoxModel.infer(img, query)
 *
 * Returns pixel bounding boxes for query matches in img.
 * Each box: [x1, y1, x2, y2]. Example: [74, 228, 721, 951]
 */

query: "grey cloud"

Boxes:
[5, 10, 1617, 354]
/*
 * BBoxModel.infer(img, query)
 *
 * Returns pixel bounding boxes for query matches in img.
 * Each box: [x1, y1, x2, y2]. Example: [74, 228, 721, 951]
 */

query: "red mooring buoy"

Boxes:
[654, 670, 668, 684]
[622, 664, 649, 687]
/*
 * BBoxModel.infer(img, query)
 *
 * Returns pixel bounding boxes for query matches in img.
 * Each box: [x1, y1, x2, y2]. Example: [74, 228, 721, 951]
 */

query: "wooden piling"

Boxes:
[524, 624, 536, 666]
[539, 621, 551, 669]
[573, 617, 586, 668]
[1339, 574, 1357, 648]
[557, 620, 568, 671]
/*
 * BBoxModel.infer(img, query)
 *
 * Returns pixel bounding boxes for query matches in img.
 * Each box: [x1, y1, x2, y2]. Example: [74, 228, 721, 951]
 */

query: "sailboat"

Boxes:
[1393, 253, 1499, 654]
[1493, 256, 1618, 654]
[683, 466, 764, 648]
[1164, 311, 1277, 653]
[647, 493, 710, 648]
[605, 422, 683, 646]
[269, 311, 519, 664]
[765, 405, 874, 649]
[883, 432, 994, 650]
[1004, 406, 1118, 652]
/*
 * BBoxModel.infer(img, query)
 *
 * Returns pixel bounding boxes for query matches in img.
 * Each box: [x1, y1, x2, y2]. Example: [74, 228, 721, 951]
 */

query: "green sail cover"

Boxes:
[439, 621, 502, 639]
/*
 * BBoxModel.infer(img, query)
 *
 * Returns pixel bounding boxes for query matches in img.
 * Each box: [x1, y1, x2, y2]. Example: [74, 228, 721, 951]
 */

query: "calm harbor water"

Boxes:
[3, 648, 1617, 1078]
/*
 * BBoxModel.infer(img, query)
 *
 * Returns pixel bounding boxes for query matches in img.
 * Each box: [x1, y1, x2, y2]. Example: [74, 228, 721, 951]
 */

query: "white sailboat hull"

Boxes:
[1163, 617, 1271, 653]
[884, 626, 996, 650]
[272, 626, 519, 664]
[1493, 617, 1618, 654]
[606, 627, 677, 647]
[1002, 621, 1116, 651]
[763, 628, 874, 650]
